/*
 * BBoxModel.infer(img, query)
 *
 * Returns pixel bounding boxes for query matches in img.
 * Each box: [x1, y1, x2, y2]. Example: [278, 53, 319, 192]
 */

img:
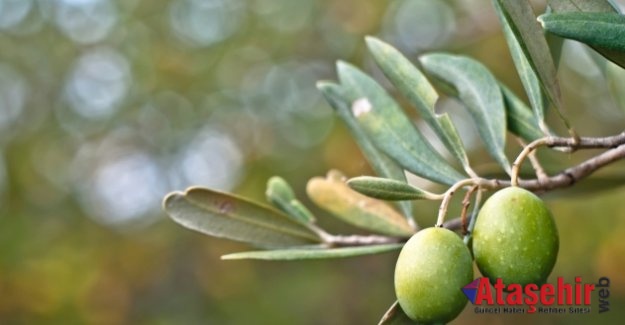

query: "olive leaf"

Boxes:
[365, 37, 473, 175]
[548, 0, 619, 12]
[420, 53, 511, 174]
[493, 0, 562, 111]
[378, 301, 417, 325]
[539, 12, 625, 52]
[347, 176, 437, 201]
[500, 85, 545, 141]
[336, 61, 465, 185]
[547, 0, 625, 68]
[163, 187, 321, 248]
[221, 243, 403, 261]
[547, 28, 565, 69]
[306, 174, 415, 237]
[317, 81, 414, 221]
[266, 176, 316, 224]
[493, 0, 549, 133]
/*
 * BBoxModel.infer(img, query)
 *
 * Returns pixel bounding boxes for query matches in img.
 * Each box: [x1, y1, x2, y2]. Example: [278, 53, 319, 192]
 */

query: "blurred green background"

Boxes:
[1, 0, 625, 324]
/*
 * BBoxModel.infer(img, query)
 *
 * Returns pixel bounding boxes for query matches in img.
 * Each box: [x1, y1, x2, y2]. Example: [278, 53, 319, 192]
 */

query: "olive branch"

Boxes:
[442, 131, 625, 233]
[323, 131, 625, 246]
[161, 0, 625, 323]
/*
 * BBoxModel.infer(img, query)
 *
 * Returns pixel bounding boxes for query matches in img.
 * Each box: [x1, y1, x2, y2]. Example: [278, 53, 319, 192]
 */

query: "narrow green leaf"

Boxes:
[163, 187, 320, 248]
[307, 176, 415, 237]
[266, 176, 316, 224]
[317, 82, 414, 220]
[548, 0, 625, 68]
[365, 37, 472, 173]
[494, 1, 549, 132]
[494, 0, 562, 110]
[221, 243, 403, 261]
[316, 82, 405, 182]
[544, 27, 564, 118]
[500, 85, 545, 141]
[266, 176, 296, 202]
[336, 61, 465, 185]
[548, 0, 618, 14]
[420, 53, 511, 174]
[378, 301, 417, 325]
[288, 200, 316, 223]
[347, 176, 434, 201]
[547, 29, 565, 69]
[539, 12, 625, 52]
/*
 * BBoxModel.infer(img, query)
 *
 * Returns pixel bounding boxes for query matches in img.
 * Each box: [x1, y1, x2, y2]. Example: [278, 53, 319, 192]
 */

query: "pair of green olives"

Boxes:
[395, 187, 559, 323]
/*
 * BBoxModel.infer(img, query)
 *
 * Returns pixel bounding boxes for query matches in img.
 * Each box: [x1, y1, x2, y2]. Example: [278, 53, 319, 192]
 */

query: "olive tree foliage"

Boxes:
[163, 0, 625, 323]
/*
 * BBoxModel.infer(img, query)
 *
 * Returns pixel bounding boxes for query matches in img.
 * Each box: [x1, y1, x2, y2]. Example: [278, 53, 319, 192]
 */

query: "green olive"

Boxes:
[473, 187, 559, 285]
[395, 227, 473, 323]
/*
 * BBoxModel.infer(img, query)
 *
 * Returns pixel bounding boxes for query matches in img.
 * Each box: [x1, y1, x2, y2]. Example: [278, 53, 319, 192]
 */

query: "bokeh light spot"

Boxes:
[382, 0, 455, 53]
[65, 48, 131, 119]
[0, 63, 27, 131]
[53, 0, 118, 44]
[171, 129, 244, 191]
[0, 0, 33, 29]
[78, 151, 166, 227]
[169, 0, 244, 47]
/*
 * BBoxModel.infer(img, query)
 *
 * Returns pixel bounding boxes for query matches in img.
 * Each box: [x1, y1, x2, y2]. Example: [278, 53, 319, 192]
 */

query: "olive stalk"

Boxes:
[516, 137, 549, 181]
[306, 223, 402, 247]
[463, 189, 483, 245]
[460, 185, 478, 234]
[511, 131, 625, 187]
[511, 137, 550, 186]
[441, 131, 625, 228]
[314, 132, 625, 247]
[435, 178, 479, 227]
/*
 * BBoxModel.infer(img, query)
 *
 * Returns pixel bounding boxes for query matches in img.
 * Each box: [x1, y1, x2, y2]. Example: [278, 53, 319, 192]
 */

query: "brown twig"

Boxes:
[527, 150, 549, 181]
[497, 143, 625, 192]
[325, 234, 403, 246]
[436, 179, 477, 227]
[516, 137, 549, 182]
[511, 132, 625, 187]
[544, 132, 625, 149]
[378, 301, 404, 325]
[460, 185, 478, 235]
